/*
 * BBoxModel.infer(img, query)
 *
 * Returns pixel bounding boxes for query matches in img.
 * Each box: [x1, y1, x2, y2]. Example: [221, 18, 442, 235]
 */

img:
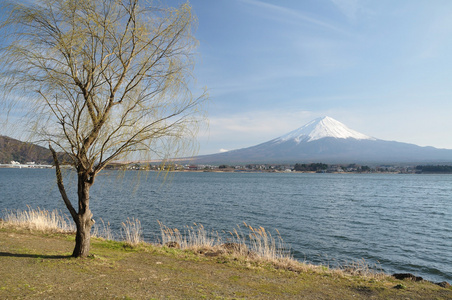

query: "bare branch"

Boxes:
[0, 1, 207, 247]
[49, 143, 77, 220]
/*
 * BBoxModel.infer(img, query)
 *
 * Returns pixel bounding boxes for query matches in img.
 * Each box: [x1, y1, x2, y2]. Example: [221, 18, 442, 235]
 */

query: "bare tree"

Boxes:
[0, 0, 207, 257]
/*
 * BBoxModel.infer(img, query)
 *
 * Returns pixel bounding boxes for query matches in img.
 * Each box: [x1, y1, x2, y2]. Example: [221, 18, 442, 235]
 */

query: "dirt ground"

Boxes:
[1, 226, 451, 299]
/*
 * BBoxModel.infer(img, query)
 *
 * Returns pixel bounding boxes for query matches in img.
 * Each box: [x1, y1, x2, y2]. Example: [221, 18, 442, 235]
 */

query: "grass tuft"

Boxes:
[230, 222, 291, 261]
[2, 206, 75, 233]
[121, 217, 143, 246]
[157, 220, 298, 269]
[158, 220, 220, 251]
[339, 258, 386, 279]
[92, 218, 114, 240]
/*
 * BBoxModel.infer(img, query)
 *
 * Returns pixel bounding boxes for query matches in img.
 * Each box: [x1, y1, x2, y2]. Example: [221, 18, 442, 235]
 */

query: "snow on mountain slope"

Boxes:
[192, 116, 452, 164]
[276, 116, 375, 143]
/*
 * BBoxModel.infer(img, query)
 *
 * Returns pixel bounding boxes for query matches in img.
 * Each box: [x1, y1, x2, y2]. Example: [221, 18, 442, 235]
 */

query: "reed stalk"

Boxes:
[121, 217, 143, 245]
[91, 218, 114, 240]
[2, 205, 75, 232]
[1, 207, 386, 279]
[158, 221, 221, 250]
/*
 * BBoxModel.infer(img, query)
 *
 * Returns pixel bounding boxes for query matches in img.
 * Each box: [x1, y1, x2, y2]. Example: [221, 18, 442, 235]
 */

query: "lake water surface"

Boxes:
[0, 168, 451, 283]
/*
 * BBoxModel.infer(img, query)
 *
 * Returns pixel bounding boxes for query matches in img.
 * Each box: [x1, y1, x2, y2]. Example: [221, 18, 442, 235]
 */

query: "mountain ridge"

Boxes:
[0, 136, 54, 164]
[193, 117, 452, 165]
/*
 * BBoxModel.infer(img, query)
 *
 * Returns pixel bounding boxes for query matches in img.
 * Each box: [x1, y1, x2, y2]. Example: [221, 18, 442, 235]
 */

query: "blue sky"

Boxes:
[167, 0, 452, 154]
[3, 0, 452, 155]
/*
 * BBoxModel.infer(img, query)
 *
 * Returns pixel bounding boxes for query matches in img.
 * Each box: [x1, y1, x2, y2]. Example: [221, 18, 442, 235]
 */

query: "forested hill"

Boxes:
[0, 136, 54, 164]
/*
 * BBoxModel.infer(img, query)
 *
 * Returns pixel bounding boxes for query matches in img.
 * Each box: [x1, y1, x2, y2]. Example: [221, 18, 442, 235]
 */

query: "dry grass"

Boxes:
[157, 221, 388, 279]
[3, 229, 449, 300]
[158, 221, 290, 260]
[1, 207, 387, 280]
[157, 221, 303, 269]
[1, 206, 75, 233]
[158, 221, 220, 250]
[91, 218, 114, 240]
[121, 217, 143, 246]
[339, 258, 386, 279]
[228, 222, 290, 260]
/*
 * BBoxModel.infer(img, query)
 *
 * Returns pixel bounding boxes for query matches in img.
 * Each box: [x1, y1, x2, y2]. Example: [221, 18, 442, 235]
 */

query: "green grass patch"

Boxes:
[1, 224, 451, 299]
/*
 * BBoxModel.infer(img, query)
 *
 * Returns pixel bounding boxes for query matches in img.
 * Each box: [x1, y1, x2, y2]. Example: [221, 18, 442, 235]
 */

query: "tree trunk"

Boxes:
[72, 212, 94, 257]
[72, 173, 95, 258]
[49, 144, 96, 258]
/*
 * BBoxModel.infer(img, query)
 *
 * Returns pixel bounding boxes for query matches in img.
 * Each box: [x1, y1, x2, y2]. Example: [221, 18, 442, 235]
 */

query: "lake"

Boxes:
[0, 168, 451, 283]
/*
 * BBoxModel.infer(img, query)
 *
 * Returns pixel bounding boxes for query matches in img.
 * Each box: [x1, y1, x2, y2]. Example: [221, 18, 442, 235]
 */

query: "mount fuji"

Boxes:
[275, 116, 375, 143]
[193, 116, 452, 164]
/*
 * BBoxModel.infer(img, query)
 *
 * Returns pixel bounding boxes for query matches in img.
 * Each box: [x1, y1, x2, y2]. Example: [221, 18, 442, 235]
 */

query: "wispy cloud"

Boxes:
[330, 0, 361, 21]
[240, 0, 351, 35]
[197, 109, 316, 153]
[202, 67, 321, 100]
[198, 101, 452, 155]
[414, 12, 452, 60]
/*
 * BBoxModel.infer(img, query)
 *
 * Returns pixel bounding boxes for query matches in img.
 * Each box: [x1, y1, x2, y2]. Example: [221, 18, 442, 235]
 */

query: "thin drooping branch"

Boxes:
[49, 143, 77, 220]
[1, 0, 207, 257]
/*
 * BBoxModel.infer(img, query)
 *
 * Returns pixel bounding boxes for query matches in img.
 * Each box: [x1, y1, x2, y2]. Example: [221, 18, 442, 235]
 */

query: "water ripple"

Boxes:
[1, 170, 451, 283]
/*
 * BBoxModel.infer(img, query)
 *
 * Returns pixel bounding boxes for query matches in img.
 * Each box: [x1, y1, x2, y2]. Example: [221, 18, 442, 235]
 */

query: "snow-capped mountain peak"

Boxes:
[193, 116, 452, 164]
[276, 116, 375, 143]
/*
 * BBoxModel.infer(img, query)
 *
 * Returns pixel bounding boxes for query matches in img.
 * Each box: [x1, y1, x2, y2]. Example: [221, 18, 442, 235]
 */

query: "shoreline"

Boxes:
[0, 166, 417, 174]
[1, 207, 451, 286]
[0, 163, 53, 169]
[0, 225, 451, 299]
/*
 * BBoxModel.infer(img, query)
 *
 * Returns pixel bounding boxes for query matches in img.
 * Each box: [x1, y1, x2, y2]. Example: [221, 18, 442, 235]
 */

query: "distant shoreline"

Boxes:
[0, 163, 53, 169]
[2, 164, 452, 174]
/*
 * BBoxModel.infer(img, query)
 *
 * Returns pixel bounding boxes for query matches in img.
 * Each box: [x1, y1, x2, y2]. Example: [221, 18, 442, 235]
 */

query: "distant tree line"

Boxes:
[358, 165, 371, 172]
[415, 165, 452, 173]
[293, 163, 328, 172]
